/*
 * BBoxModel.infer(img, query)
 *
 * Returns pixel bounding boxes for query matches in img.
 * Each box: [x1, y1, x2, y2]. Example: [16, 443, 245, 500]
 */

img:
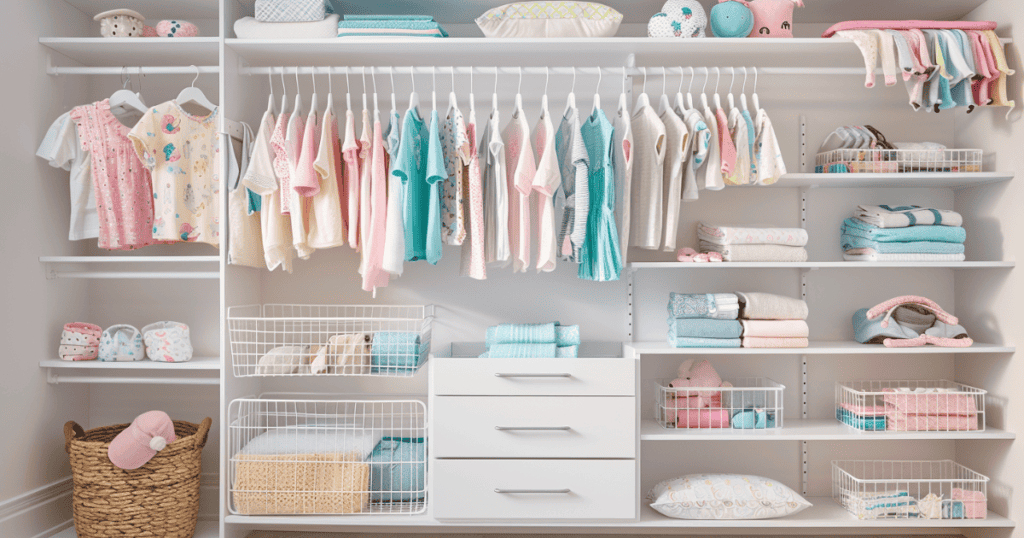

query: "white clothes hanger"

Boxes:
[713, 67, 723, 112]
[540, 66, 550, 120]
[326, 67, 334, 116]
[431, 66, 438, 112]
[674, 66, 687, 114]
[617, 66, 629, 117]
[287, 68, 303, 136]
[266, 69, 276, 115]
[109, 67, 148, 120]
[563, 66, 577, 117]
[700, 67, 711, 111]
[658, 66, 671, 115]
[513, 67, 524, 118]
[686, 66, 696, 111]
[468, 66, 476, 120]
[371, 66, 379, 119]
[752, 66, 761, 112]
[492, 66, 500, 115]
[447, 66, 458, 116]
[310, 66, 319, 117]
[389, 67, 397, 115]
[632, 67, 650, 115]
[740, 67, 750, 112]
[361, 66, 368, 113]
[727, 67, 737, 113]
[591, 67, 602, 115]
[280, 68, 290, 115]
[176, 65, 216, 114]
[345, 68, 353, 113]
[408, 66, 420, 113]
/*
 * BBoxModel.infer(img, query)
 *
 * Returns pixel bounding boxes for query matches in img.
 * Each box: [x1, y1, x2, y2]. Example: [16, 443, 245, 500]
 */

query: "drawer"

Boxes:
[433, 459, 636, 521]
[433, 396, 635, 458]
[432, 357, 636, 396]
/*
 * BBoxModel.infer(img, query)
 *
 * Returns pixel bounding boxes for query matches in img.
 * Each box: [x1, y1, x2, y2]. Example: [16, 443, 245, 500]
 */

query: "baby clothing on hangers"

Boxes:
[128, 100, 217, 247]
[286, 109, 313, 259]
[533, 109, 560, 273]
[753, 107, 786, 185]
[244, 110, 291, 272]
[308, 107, 346, 250]
[578, 109, 621, 282]
[701, 105, 724, 191]
[739, 108, 757, 180]
[383, 110, 405, 276]
[660, 108, 687, 251]
[556, 105, 589, 263]
[459, 116, 487, 280]
[680, 108, 709, 201]
[358, 108, 373, 270]
[343, 109, 361, 249]
[504, 108, 537, 273]
[715, 106, 737, 180]
[440, 103, 470, 246]
[613, 102, 633, 262]
[483, 107, 510, 266]
[630, 99, 667, 249]
[362, 112, 390, 292]
[37, 112, 99, 241]
[394, 107, 445, 264]
[726, 108, 751, 186]
[228, 121, 264, 268]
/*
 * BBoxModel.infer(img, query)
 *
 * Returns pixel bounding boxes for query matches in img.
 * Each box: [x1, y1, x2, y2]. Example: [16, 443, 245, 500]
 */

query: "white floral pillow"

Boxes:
[476, 2, 623, 38]
[648, 474, 812, 519]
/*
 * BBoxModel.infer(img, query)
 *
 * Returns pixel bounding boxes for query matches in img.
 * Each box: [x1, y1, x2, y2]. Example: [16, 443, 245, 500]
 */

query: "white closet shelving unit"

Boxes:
[16, 0, 1020, 537]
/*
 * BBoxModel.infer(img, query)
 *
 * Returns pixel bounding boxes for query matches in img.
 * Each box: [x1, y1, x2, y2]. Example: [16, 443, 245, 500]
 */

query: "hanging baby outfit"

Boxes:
[382, 108, 406, 276]
[441, 101, 470, 246]
[460, 111, 487, 280]
[362, 109, 390, 291]
[37, 112, 99, 241]
[533, 108, 560, 273]
[504, 108, 537, 273]
[483, 106, 510, 266]
[343, 108, 361, 249]
[308, 107, 346, 249]
[578, 109, 621, 282]
[612, 99, 633, 262]
[228, 122, 265, 268]
[660, 107, 687, 251]
[629, 97, 666, 250]
[556, 104, 588, 263]
[286, 108, 313, 259]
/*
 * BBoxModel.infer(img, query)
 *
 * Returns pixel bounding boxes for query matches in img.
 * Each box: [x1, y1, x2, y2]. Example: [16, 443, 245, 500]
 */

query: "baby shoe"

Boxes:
[99, 325, 145, 362]
[142, 322, 193, 363]
[59, 323, 102, 361]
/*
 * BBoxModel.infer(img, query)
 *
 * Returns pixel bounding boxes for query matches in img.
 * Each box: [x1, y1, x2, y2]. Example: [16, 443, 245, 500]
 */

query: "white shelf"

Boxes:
[770, 172, 1014, 189]
[627, 341, 1015, 355]
[629, 261, 1015, 270]
[640, 419, 1016, 441]
[54, 520, 219, 537]
[41, 357, 220, 385]
[39, 255, 220, 279]
[40, 37, 220, 67]
[40, 356, 220, 370]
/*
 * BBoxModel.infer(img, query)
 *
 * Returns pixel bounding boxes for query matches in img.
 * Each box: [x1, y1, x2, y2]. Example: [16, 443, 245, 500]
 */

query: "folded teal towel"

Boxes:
[368, 437, 426, 502]
[842, 218, 966, 243]
[337, 19, 448, 37]
[343, 15, 436, 21]
[841, 234, 965, 254]
[668, 336, 742, 348]
[483, 343, 557, 358]
[668, 318, 743, 339]
[667, 292, 740, 320]
[837, 408, 886, 431]
[557, 345, 578, 358]
[371, 332, 426, 374]
[732, 409, 777, 429]
[485, 323, 580, 347]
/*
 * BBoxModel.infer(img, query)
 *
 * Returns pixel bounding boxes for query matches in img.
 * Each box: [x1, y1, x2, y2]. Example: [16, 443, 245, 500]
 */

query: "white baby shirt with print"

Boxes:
[37, 112, 98, 241]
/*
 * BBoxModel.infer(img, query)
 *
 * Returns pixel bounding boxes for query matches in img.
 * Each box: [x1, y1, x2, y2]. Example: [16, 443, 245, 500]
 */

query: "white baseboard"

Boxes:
[0, 476, 73, 538]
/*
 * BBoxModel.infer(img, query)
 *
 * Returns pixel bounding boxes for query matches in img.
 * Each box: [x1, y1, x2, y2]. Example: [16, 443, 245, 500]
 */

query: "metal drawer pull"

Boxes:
[495, 488, 571, 494]
[494, 373, 572, 378]
[495, 426, 571, 431]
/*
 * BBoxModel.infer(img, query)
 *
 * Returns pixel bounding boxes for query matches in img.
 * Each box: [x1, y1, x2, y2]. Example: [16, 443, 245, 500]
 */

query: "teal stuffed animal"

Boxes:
[710, 0, 754, 38]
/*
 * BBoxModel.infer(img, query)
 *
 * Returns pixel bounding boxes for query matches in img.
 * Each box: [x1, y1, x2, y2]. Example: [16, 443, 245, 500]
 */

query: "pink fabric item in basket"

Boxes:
[882, 389, 979, 415]
[886, 412, 978, 431]
[822, 20, 997, 38]
[952, 488, 988, 519]
[667, 394, 723, 409]
[840, 402, 886, 416]
[108, 410, 177, 470]
[675, 408, 731, 428]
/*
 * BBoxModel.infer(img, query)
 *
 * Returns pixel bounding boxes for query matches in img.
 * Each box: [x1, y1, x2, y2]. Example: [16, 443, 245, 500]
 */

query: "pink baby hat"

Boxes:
[108, 411, 177, 470]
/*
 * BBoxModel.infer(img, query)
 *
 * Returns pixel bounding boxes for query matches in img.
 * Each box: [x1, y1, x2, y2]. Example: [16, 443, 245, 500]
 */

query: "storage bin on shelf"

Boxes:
[228, 304, 433, 377]
[654, 377, 784, 430]
[815, 148, 982, 174]
[228, 396, 427, 515]
[836, 380, 986, 432]
[833, 460, 989, 520]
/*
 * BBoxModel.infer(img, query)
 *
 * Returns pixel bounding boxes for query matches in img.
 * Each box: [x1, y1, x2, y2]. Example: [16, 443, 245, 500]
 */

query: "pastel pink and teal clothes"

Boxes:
[393, 108, 446, 264]
[578, 109, 621, 282]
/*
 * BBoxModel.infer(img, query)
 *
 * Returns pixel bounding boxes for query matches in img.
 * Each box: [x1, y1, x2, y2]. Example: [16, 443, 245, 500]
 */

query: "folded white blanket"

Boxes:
[854, 205, 963, 228]
[737, 292, 809, 320]
[700, 242, 809, 262]
[240, 425, 383, 459]
[698, 223, 809, 247]
[234, 14, 340, 39]
[844, 252, 967, 262]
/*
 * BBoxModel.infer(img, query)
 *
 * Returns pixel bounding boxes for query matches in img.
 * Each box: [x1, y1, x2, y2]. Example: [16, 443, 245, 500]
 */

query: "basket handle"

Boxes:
[64, 421, 85, 454]
[193, 417, 213, 449]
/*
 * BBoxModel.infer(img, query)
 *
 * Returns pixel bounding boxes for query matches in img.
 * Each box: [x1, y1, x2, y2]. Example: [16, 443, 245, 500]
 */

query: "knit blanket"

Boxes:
[700, 242, 809, 262]
[741, 320, 810, 338]
[484, 323, 580, 347]
[854, 205, 963, 228]
[480, 343, 578, 358]
[736, 292, 809, 320]
[668, 318, 743, 339]
[842, 218, 965, 243]
[841, 235, 966, 254]
[668, 292, 739, 319]
[742, 337, 809, 348]
[668, 336, 742, 348]
[697, 223, 808, 246]
[844, 251, 966, 262]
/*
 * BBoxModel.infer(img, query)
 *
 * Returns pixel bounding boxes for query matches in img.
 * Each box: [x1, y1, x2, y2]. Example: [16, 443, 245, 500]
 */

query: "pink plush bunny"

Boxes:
[667, 359, 733, 408]
[742, 0, 804, 38]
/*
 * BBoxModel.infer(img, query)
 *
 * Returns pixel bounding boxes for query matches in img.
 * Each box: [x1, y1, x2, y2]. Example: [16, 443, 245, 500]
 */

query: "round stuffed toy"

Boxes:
[155, 20, 199, 38]
[94, 9, 145, 38]
[648, 0, 708, 38]
[710, 0, 754, 38]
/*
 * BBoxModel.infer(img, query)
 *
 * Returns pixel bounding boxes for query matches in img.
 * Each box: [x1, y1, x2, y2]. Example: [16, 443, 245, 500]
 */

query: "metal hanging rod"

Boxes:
[242, 66, 872, 77]
[46, 271, 221, 280]
[47, 64, 219, 76]
[46, 374, 219, 385]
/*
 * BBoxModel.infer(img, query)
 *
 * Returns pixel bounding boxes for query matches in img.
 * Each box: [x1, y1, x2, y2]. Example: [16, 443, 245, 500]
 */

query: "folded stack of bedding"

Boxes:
[843, 206, 966, 262]
[736, 292, 810, 348]
[479, 322, 580, 358]
[666, 293, 742, 348]
[698, 223, 809, 262]
[370, 332, 428, 375]
[235, 13, 340, 39]
[882, 388, 980, 431]
[841, 490, 921, 519]
[338, 15, 449, 38]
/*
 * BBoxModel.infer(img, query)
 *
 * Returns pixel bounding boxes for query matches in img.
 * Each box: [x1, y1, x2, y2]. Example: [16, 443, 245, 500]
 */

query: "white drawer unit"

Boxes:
[432, 357, 636, 396]
[433, 459, 637, 521]
[433, 396, 636, 458]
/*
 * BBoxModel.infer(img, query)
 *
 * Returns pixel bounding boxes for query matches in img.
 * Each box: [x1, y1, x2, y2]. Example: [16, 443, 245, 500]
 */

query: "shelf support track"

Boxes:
[627, 267, 635, 342]
[800, 269, 810, 496]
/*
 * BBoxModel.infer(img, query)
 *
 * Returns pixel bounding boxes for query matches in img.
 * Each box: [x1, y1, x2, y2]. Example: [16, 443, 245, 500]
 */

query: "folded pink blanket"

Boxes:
[674, 409, 730, 429]
[882, 389, 979, 415]
[822, 20, 996, 37]
[742, 337, 809, 348]
[741, 320, 809, 338]
[666, 394, 722, 409]
[886, 413, 979, 431]
[840, 402, 886, 416]
[952, 488, 988, 519]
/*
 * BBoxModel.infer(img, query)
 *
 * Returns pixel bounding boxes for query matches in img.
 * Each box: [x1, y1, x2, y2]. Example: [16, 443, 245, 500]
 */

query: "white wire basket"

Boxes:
[836, 380, 986, 433]
[228, 397, 428, 515]
[833, 460, 989, 520]
[228, 305, 434, 377]
[654, 377, 784, 431]
[816, 148, 983, 174]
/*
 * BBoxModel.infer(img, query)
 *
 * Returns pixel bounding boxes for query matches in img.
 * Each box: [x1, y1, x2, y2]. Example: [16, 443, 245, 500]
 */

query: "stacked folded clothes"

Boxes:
[666, 293, 742, 348]
[882, 388, 980, 431]
[698, 223, 809, 262]
[338, 15, 449, 38]
[736, 292, 810, 348]
[843, 206, 967, 262]
[479, 322, 580, 358]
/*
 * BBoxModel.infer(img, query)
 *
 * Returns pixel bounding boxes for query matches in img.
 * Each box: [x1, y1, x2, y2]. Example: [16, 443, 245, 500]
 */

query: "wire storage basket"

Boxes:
[833, 460, 989, 520]
[228, 305, 434, 377]
[816, 148, 983, 174]
[836, 380, 986, 433]
[228, 397, 428, 515]
[654, 377, 784, 431]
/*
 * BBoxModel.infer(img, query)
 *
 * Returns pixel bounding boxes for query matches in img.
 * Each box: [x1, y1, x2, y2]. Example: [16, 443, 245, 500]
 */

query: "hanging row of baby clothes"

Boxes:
[824, 22, 1014, 113]
[38, 99, 221, 249]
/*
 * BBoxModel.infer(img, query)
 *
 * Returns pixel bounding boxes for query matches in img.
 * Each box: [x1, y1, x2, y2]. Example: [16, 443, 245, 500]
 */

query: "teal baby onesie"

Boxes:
[393, 108, 445, 263]
[578, 109, 621, 282]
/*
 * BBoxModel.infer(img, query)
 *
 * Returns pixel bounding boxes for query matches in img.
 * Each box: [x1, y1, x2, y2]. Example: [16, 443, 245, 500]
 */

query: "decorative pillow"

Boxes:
[648, 0, 708, 38]
[648, 474, 812, 519]
[746, 0, 803, 38]
[476, 2, 623, 38]
[255, 0, 327, 23]
[155, 20, 199, 38]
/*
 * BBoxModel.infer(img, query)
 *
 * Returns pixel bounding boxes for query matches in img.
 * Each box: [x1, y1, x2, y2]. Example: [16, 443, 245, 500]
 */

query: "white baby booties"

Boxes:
[649, 0, 708, 38]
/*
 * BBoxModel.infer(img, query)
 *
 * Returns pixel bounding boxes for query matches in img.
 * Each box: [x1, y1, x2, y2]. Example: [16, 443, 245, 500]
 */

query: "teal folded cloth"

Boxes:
[842, 218, 966, 243]
[482, 343, 557, 358]
[667, 318, 743, 339]
[337, 18, 448, 37]
[943, 500, 965, 519]
[368, 437, 426, 502]
[841, 234, 965, 254]
[732, 409, 777, 429]
[557, 345, 579, 358]
[668, 336, 742, 348]
[837, 408, 886, 431]
[667, 292, 740, 320]
[485, 323, 580, 347]
[343, 15, 436, 21]
[371, 332, 427, 374]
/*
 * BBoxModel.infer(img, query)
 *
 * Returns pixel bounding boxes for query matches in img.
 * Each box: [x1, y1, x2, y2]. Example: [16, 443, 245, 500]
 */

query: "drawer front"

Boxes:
[432, 358, 636, 396]
[433, 396, 635, 458]
[433, 459, 636, 520]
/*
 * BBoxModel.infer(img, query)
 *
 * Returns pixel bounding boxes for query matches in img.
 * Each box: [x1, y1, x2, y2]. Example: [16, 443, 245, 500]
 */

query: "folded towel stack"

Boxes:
[737, 292, 810, 348]
[666, 293, 742, 348]
[843, 206, 966, 262]
[698, 223, 809, 262]
[479, 322, 580, 358]
[338, 15, 449, 38]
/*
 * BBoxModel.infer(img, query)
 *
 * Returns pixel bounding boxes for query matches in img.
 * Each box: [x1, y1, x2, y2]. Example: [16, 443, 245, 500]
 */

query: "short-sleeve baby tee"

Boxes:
[37, 112, 98, 241]
[128, 100, 221, 246]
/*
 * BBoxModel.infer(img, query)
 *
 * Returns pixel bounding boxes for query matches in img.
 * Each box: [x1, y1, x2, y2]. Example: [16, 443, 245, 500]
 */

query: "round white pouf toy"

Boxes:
[649, 0, 708, 38]
[94, 9, 146, 37]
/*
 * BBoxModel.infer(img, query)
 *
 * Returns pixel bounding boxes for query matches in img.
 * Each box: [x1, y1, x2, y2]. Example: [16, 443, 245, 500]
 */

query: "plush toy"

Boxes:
[710, 0, 754, 38]
[648, 0, 708, 38]
[745, 0, 804, 38]
[667, 359, 733, 408]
